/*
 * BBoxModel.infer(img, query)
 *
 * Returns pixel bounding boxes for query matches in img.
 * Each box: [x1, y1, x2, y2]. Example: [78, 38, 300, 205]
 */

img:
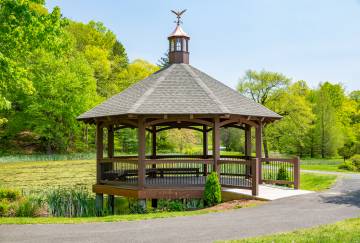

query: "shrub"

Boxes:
[277, 167, 290, 181]
[158, 200, 185, 211]
[0, 201, 9, 216]
[203, 172, 221, 206]
[338, 161, 357, 171]
[15, 196, 43, 217]
[129, 200, 147, 214]
[351, 154, 360, 170]
[0, 188, 21, 201]
[45, 187, 95, 217]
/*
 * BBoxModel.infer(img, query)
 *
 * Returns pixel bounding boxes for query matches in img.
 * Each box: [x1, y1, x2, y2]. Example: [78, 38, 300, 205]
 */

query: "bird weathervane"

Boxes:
[171, 9, 186, 25]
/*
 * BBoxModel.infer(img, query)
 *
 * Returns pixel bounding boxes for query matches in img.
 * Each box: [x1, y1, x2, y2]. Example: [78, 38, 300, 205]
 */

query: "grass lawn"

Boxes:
[300, 173, 337, 191]
[0, 209, 211, 224]
[300, 158, 354, 173]
[220, 217, 360, 243]
[0, 159, 95, 193]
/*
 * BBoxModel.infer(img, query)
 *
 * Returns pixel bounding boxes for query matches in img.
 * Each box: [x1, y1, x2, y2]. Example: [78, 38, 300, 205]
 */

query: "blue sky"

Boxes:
[46, 0, 360, 92]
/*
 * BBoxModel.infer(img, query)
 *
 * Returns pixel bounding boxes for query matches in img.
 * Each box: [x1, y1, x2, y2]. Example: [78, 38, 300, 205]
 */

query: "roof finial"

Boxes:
[171, 9, 186, 25]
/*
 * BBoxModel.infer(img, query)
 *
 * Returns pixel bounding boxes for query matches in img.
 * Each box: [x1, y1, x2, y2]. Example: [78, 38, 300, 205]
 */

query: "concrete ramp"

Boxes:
[222, 185, 314, 201]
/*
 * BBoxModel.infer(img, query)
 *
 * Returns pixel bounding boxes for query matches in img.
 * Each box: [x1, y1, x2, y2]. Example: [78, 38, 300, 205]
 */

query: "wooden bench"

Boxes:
[103, 168, 200, 181]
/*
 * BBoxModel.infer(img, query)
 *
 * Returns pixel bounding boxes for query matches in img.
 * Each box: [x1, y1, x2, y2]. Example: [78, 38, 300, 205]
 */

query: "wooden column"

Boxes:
[293, 156, 300, 189]
[95, 123, 104, 213]
[107, 125, 114, 158]
[212, 117, 220, 174]
[138, 118, 146, 188]
[245, 125, 252, 178]
[255, 122, 263, 184]
[151, 126, 157, 159]
[245, 125, 252, 156]
[96, 123, 104, 184]
[251, 158, 259, 196]
[203, 125, 208, 176]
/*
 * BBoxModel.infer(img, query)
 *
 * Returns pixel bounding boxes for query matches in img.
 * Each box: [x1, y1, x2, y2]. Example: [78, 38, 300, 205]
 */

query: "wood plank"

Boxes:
[93, 184, 139, 198]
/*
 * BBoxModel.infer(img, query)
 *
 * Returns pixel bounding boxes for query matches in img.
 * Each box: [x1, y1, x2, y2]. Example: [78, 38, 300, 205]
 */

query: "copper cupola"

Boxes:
[168, 10, 190, 64]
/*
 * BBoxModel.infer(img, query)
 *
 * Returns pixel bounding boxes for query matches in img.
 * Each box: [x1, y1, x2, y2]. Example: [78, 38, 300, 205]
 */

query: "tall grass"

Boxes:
[0, 153, 96, 163]
[45, 187, 96, 217]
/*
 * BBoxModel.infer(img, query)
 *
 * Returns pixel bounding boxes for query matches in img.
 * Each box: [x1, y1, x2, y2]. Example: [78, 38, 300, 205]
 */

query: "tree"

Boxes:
[157, 52, 170, 68]
[112, 59, 159, 95]
[311, 82, 346, 158]
[266, 81, 314, 156]
[237, 70, 291, 157]
[65, 21, 128, 98]
[0, 0, 68, 125]
[338, 142, 356, 162]
[24, 50, 98, 153]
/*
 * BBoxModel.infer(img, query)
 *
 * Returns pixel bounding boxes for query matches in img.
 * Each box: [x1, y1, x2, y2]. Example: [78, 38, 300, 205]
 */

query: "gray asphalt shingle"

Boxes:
[78, 64, 281, 120]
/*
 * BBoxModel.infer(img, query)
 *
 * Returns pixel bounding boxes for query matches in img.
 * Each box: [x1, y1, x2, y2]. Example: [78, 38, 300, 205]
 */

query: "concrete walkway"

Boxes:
[224, 185, 313, 201]
[1, 172, 359, 243]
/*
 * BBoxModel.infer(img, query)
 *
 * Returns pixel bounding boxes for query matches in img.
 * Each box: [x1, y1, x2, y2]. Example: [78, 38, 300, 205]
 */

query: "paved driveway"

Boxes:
[1, 173, 359, 243]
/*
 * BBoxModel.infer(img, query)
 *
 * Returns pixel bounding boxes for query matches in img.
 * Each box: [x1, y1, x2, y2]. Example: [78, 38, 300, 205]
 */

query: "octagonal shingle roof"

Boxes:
[77, 64, 281, 121]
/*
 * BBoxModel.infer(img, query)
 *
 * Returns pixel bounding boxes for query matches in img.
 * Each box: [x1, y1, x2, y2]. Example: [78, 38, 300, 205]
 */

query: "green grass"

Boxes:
[300, 173, 337, 191]
[300, 158, 354, 173]
[0, 210, 212, 224]
[0, 153, 96, 163]
[0, 159, 96, 193]
[220, 217, 360, 243]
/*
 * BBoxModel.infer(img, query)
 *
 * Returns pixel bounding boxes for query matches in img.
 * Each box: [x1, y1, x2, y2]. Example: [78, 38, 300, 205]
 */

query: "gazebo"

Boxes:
[77, 11, 300, 212]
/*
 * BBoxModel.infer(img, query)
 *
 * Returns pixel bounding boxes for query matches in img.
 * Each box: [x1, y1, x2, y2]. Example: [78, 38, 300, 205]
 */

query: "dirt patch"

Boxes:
[205, 199, 266, 211]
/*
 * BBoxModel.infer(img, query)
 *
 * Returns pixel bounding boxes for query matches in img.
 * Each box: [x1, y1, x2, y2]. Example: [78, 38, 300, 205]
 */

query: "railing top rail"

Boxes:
[218, 159, 251, 165]
[260, 158, 297, 163]
[145, 159, 213, 165]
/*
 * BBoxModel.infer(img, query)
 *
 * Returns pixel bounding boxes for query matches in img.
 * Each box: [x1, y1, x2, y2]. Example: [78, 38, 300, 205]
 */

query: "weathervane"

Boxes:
[171, 9, 187, 25]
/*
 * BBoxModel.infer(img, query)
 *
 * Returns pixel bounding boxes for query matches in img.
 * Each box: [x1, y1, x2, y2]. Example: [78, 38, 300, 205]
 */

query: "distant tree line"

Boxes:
[237, 70, 360, 159]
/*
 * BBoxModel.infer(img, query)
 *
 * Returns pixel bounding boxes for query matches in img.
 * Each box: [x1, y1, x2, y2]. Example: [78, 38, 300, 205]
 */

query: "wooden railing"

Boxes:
[98, 155, 299, 195]
[260, 157, 300, 189]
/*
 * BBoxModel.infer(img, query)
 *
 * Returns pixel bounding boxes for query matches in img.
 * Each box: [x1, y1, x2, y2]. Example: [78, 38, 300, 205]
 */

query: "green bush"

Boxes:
[0, 188, 20, 201]
[129, 200, 147, 214]
[158, 200, 185, 211]
[277, 166, 290, 181]
[0, 201, 9, 216]
[338, 161, 357, 171]
[351, 154, 360, 170]
[203, 172, 221, 206]
[15, 196, 43, 217]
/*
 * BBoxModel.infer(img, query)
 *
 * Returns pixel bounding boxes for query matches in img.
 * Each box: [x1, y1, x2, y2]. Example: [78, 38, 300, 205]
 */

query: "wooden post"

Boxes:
[293, 156, 300, 189]
[245, 125, 252, 178]
[96, 123, 103, 184]
[151, 199, 158, 208]
[107, 125, 114, 158]
[245, 125, 252, 156]
[151, 126, 157, 159]
[95, 193, 103, 215]
[255, 122, 262, 184]
[203, 125, 208, 176]
[251, 158, 259, 196]
[213, 117, 220, 174]
[107, 195, 115, 215]
[138, 118, 146, 188]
